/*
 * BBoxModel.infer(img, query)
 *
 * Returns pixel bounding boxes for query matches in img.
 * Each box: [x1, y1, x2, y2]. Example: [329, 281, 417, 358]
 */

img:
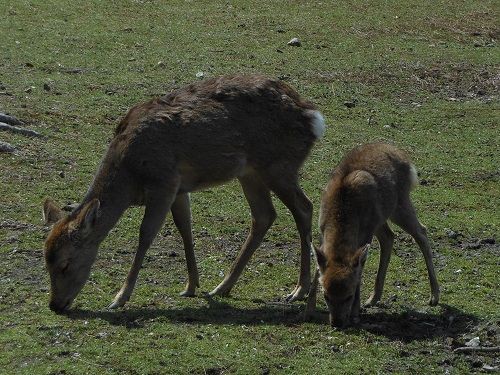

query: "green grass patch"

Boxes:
[1, 0, 498, 374]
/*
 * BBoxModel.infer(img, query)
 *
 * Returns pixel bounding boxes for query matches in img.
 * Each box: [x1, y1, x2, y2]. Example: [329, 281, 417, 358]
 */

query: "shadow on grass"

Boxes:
[66, 297, 477, 343]
[67, 296, 305, 327]
[352, 304, 478, 343]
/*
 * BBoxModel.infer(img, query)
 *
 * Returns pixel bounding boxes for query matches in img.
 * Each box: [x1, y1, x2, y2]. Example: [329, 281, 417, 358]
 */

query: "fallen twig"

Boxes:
[0, 141, 16, 153]
[0, 112, 23, 125]
[0, 122, 43, 138]
[453, 346, 500, 354]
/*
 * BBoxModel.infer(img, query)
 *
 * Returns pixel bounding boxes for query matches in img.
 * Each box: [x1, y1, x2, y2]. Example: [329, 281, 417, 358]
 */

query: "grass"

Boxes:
[1, 0, 499, 374]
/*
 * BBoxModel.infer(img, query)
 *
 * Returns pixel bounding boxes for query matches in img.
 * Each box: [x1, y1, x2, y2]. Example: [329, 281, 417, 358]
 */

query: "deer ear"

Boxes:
[353, 244, 370, 267]
[43, 198, 65, 225]
[313, 244, 327, 273]
[78, 199, 100, 235]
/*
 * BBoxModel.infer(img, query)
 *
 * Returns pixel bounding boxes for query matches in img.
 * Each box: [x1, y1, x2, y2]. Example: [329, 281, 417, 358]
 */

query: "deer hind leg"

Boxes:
[391, 198, 440, 306]
[209, 172, 276, 297]
[365, 223, 394, 307]
[263, 171, 313, 302]
[171, 193, 199, 297]
[109, 183, 179, 309]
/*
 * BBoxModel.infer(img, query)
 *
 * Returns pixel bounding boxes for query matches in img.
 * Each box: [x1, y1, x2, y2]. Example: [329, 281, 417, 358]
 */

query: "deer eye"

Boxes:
[60, 263, 70, 274]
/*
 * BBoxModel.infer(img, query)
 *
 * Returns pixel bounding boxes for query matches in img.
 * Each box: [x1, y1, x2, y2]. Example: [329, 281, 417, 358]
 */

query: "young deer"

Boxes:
[43, 74, 325, 313]
[306, 143, 439, 327]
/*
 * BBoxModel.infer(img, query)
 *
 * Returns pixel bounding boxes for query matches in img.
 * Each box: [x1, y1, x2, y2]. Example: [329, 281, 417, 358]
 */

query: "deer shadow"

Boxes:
[348, 304, 478, 343]
[66, 296, 476, 343]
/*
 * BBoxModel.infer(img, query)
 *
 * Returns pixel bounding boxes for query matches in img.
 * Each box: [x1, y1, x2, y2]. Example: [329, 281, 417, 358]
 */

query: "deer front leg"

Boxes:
[171, 193, 199, 297]
[304, 267, 320, 320]
[365, 223, 394, 307]
[109, 186, 177, 309]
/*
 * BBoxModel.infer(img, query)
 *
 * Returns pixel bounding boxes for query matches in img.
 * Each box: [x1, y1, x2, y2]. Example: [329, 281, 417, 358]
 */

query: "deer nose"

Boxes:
[330, 315, 348, 329]
[49, 300, 68, 314]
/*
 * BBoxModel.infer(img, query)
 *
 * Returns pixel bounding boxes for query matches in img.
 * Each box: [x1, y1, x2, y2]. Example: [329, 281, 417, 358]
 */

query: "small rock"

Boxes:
[399, 350, 410, 357]
[58, 171, 65, 178]
[157, 61, 165, 68]
[482, 365, 498, 373]
[287, 37, 301, 47]
[195, 333, 203, 340]
[43, 82, 51, 91]
[343, 101, 356, 108]
[276, 28, 285, 33]
[330, 345, 341, 353]
[444, 228, 458, 239]
[471, 359, 483, 368]
[480, 238, 495, 245]
[464, 241, 481, 250]
[420, 179, 429, 186]
[25, 62, 34, 68]
[195, 71, 204, 79]
[465, 336, 480, 347]
[473, 41, 483, 47]
[168, 251, 178, 257]
[25, 86, 34, 93]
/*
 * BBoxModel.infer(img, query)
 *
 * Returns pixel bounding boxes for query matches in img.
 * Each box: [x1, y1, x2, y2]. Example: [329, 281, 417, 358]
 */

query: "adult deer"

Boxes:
[43, 74, 325, 313]
[306, 143, 439, 327]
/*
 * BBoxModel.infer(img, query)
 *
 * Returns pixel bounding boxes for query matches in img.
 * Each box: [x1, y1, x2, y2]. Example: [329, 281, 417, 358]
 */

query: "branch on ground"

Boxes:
[0, 122, 44, 138]
[0, 112, 23, 126]
[453, 346, 500, 354]
[0, 141, 16, 153]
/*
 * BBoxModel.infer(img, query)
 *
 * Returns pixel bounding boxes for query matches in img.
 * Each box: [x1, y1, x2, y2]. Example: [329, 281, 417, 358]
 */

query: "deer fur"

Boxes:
[306, 143, 439, 327]
[43, 74, 325, 313]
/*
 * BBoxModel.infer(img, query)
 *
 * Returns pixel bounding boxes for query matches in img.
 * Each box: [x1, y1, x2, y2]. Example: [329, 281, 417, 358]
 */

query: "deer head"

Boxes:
[43, 198, 101, 313]
[314, 244, 369, 327]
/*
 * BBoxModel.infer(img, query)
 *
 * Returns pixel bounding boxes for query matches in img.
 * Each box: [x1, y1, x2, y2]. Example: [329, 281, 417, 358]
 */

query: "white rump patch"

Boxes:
[409, 164, 419, 189]
[306, 110, 326, 139]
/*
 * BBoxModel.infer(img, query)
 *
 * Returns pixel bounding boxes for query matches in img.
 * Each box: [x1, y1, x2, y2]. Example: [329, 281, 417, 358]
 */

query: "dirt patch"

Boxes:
[423, 12, 499, 44]
[311, 63, 499, 102]
[191, 367, 230, 375]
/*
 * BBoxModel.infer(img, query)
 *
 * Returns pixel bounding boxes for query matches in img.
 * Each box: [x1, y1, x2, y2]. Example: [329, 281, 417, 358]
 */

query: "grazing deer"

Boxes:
[43, 74, 325, 313]
[306, 143, 439, 327]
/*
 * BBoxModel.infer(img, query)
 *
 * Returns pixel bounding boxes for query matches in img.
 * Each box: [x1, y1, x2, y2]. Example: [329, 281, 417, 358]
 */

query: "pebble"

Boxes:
[287, 37, 301, 47]
[444, 228, 458, 239]
[465, 336, 480, 347]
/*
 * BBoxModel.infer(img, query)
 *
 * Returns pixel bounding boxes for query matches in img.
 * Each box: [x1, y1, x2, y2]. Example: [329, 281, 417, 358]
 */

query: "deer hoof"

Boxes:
[208, 285, 231, 297]
[364, 294, 380, 307]
[180, 289, 196, 297]
[428, 295, 439, 306]
[285, 285, 307, 303]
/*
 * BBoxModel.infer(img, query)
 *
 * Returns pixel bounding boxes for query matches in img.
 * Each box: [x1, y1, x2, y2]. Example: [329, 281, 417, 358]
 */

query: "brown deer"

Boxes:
[306, 143, 439, 327]
[43, 74, 326, 313]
